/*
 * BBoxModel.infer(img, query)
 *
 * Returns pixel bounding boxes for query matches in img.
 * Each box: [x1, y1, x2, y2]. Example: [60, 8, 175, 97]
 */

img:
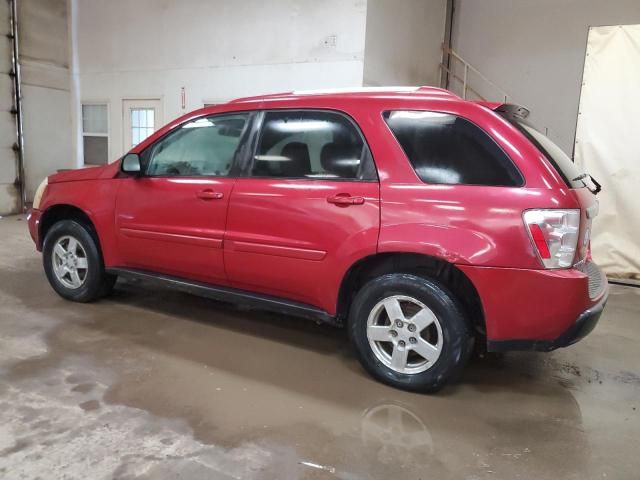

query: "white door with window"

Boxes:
[123, 99, 162, 152]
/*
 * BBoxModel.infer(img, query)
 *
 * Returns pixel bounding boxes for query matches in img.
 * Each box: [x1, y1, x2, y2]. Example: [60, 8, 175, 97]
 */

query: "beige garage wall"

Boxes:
[452, 0, 640, 156]
[363, 0, 446, 87]
[73, 0, 369, 162]
[574, 25, 640, 279]
[72, 0, 448, 164]
[19, 0, 74, 200]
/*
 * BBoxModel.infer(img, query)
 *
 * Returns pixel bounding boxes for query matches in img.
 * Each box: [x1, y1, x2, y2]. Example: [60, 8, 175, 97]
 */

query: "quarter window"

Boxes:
[145, 113, 249, 177]
[384, 110, 523, 186]
[252, 110, 376, 180]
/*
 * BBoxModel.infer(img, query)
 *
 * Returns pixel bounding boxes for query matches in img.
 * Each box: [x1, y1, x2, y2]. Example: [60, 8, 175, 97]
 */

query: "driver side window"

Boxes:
[145, 113, 249, 177]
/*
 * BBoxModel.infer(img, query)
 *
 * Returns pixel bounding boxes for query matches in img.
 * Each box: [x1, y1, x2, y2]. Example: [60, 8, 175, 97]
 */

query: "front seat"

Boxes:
[280, 142, 311, 177]
[320, 142, 361, 178]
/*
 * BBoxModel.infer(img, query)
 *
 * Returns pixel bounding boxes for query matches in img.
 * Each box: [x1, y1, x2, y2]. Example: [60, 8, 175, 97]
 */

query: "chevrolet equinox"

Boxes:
[28, 87, 608, 392]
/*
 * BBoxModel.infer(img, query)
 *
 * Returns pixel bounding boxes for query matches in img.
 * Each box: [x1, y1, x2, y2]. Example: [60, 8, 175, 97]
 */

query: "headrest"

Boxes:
[280, 142, 311, 177]
[320, 143, 360, 178]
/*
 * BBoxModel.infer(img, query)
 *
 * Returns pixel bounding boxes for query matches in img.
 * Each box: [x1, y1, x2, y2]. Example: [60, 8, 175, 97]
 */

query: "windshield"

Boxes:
[500, 113, 586, 189]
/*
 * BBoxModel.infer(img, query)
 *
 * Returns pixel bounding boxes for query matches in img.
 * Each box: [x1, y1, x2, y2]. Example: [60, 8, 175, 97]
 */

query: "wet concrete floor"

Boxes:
[0, 214, 638, 479]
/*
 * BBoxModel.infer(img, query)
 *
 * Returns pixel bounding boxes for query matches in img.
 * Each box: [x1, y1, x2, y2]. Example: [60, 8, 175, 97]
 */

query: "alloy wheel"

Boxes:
[51, 235, 89, 289]
[366, 295, 443, 374]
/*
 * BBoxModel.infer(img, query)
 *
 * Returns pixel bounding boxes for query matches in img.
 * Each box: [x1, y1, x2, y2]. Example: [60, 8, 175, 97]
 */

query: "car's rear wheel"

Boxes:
[348, 273, 473, 392]
[43, 220, 116, 302]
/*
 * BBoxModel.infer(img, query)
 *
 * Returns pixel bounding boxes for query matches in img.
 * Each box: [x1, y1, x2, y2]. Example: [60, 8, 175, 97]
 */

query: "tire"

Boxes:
[348, 273, 473, 393]
[42, 220, 117, 302]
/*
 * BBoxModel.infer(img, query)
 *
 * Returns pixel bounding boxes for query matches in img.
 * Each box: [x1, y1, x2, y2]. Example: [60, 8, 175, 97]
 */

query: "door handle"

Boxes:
[326, 194, 365, 206]
[196, 190, 224, 200]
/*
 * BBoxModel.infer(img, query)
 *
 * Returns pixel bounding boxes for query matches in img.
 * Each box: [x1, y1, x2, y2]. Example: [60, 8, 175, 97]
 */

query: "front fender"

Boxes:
[39, 179, 121, 266]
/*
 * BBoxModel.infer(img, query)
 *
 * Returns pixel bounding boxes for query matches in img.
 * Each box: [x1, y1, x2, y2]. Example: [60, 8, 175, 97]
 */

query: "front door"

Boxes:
[115, 112, 252, 284]
[224, 110, 380, 312]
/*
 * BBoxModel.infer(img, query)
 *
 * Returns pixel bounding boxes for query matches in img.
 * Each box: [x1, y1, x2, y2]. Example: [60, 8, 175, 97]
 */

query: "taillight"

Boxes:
[523, 209, 580, 269]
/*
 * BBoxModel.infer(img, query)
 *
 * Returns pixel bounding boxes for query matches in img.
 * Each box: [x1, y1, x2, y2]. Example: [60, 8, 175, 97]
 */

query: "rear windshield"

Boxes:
[500, 113, 586, 188]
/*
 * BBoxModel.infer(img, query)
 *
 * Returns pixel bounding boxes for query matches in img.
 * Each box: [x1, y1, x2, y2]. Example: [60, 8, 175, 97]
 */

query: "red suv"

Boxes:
[27, 87, 607, 392]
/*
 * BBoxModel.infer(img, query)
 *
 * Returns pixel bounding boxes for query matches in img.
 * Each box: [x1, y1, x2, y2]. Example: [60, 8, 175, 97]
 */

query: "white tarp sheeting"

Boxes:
[574, 24, 640, 279]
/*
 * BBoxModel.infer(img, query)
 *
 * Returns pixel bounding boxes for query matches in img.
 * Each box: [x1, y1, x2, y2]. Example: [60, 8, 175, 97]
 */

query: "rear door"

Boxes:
[115, 112, 252, 284]
[224, 110, 380, 312]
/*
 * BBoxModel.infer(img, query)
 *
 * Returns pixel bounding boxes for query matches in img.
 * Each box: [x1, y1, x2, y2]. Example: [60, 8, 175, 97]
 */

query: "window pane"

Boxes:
[83, 135, 108, 165]
[145, 113, 248, 177]
[384, 111, 523, 186]
[82, 104, 107, 134]
[131, 108, 156, 146]
[252, 111, 370, 180]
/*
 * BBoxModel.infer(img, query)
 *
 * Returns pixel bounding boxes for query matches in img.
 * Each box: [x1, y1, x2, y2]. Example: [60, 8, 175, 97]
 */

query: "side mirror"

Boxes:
[122, 153, 141, 175]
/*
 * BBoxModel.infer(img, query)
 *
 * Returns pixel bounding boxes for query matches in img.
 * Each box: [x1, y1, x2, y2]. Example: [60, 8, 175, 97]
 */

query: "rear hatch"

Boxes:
[496, 104, 600, 265]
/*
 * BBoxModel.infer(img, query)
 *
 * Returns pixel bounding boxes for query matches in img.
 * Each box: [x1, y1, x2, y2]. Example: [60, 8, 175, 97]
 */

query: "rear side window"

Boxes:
[251, 110, 377, 180]
[384, 110, 523, 186]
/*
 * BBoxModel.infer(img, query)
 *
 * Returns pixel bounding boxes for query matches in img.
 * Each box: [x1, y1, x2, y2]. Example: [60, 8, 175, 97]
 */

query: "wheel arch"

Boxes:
[337, 252, 485, 336]
[39, 204, 105, 261]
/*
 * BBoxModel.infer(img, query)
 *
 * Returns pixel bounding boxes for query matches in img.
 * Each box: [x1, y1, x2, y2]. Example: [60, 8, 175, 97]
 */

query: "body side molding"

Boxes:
[106, 268, 338, 326]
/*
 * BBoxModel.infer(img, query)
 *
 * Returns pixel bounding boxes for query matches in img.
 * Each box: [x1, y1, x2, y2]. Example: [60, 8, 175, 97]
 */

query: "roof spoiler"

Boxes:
[495, 103, 531, 119]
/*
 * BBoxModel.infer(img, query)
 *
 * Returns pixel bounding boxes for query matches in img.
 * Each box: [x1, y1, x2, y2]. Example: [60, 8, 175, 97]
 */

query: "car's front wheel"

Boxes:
[348, 273, 473, 393]
[42, 220, 116, 302]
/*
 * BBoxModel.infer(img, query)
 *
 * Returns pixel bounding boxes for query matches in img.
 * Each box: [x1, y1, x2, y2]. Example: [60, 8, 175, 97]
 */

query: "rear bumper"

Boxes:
[27, 208, 43, 250]
[458, 261, 608, 350]
[486, 293, 607, 352]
